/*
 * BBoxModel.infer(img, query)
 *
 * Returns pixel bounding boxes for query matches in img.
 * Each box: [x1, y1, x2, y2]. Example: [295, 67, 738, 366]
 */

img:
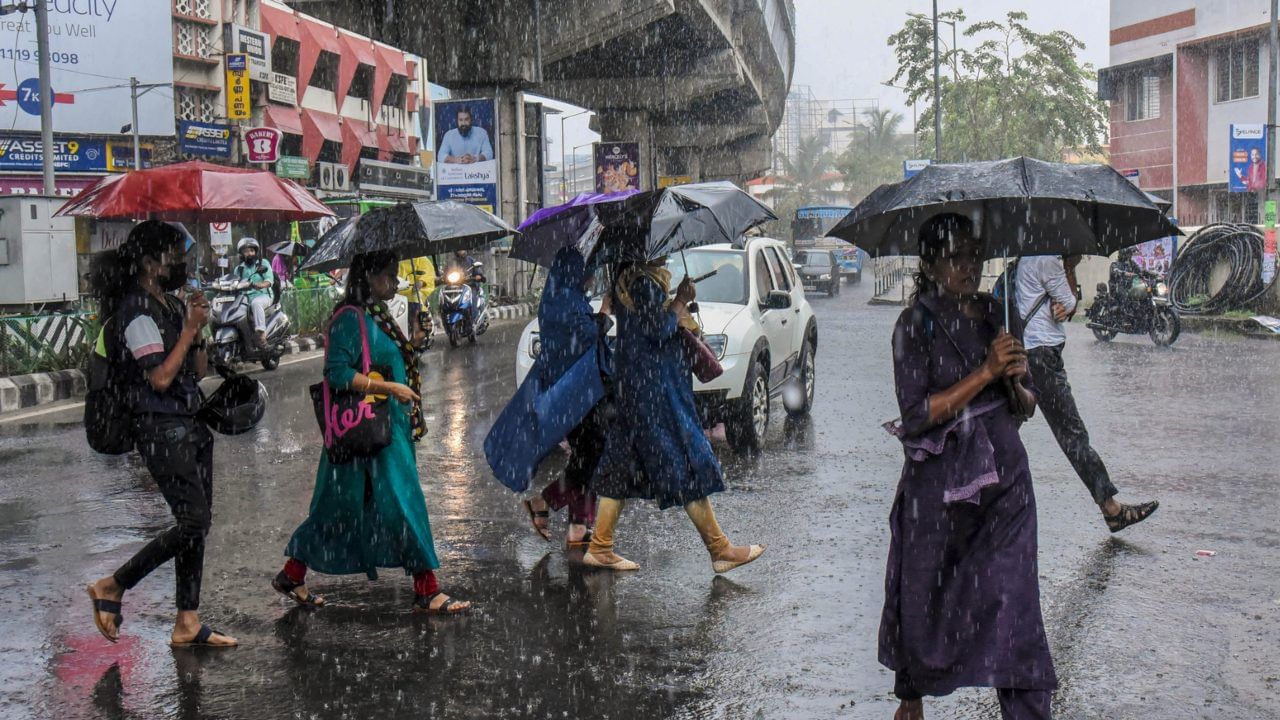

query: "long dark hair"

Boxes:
[911, 213, 975, 304]
[340, 250, 398, 309]
[89, 220, 185, 319]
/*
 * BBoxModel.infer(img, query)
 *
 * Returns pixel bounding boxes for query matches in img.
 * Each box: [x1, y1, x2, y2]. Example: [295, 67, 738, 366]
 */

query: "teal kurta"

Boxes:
[285, 309, 439, 578]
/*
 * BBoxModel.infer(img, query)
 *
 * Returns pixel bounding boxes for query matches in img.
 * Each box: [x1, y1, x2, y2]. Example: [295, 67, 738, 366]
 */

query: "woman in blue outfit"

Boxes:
[272, 250, 470, 614]
[522, 247, 613, 547]
[880, 214, 1056, 719]
[586, 259, 764, 573]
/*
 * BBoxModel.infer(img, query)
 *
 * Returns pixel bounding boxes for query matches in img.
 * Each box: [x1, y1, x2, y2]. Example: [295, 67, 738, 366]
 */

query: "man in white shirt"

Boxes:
[1016, 254, 1159, 533]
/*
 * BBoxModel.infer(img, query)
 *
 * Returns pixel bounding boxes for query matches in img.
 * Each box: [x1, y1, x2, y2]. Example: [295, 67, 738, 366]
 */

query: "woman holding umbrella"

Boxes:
[880, 214, 1055, 719]
[272, 250, 471, 614]
[585, 257, 765, 573]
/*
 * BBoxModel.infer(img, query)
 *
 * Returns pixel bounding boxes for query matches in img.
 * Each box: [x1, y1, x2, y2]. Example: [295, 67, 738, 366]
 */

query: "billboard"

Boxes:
[226, 54, 251, 120]
[594, 142, 640, 193]
[1132, 237, 1176, 278]
[179, 121, 234, 157]
[903, 159, 931, 179]
[1229, 124, 1267, 193]
[0, 0, 174, 135]
[224, 24, 271, 82]
[434, 98, 497, 211]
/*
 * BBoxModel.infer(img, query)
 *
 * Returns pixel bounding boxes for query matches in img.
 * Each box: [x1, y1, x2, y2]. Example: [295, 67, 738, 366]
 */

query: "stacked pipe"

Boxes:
[1166, 223, 1276, 315]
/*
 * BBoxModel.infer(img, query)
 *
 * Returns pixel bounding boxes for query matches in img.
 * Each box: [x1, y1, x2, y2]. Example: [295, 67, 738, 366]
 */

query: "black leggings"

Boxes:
[113, 415, 214, 612]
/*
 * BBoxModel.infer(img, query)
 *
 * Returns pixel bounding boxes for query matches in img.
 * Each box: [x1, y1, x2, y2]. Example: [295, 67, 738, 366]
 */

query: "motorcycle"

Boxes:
[207, 275, 291, 370]
[1085, 274, 1181, 347]
[438, 261, 489, 347]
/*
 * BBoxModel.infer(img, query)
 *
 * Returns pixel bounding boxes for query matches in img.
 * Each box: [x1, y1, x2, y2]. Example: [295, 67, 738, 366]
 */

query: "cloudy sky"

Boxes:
[792, 0, 1112, 119]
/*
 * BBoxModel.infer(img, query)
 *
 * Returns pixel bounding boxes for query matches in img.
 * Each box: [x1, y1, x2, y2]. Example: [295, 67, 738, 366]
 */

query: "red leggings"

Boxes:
[283, 558, 438, 597]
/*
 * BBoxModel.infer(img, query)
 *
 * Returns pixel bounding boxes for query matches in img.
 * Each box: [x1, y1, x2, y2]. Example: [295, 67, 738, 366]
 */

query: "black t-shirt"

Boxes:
[114, 288, 201, 416]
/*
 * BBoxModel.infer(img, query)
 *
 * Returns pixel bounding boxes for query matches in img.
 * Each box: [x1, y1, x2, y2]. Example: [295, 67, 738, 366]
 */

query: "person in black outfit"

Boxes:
[85, 220, 237, 648]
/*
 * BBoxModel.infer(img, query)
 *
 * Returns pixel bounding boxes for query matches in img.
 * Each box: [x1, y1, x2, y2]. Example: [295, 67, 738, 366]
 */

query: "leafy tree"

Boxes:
[887, 9, 1106, 163]
[836, 108, 910, 203]
[778, 135, 834, 207]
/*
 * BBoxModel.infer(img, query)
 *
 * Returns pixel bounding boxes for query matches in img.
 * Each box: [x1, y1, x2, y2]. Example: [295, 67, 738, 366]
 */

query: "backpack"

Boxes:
[990, 258, 1050, 324]
[84, 318, 134, 454]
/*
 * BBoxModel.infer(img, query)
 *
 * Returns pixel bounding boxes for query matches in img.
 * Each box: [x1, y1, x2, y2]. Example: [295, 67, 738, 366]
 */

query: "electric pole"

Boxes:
[130, 77, 142, 171]
[1268, 0, 1277, 210]
[932, 0, 942, 162]
[35, 0, 54, 194]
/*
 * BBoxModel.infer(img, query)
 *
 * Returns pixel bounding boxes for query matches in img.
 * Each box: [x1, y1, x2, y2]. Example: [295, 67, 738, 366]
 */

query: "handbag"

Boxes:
[679, 326, 724, 383]
[309, 306, 393, 464]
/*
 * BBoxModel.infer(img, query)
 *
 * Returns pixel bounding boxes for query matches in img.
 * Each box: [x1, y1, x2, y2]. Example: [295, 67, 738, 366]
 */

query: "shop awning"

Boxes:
[265, 105, 304, 136]
[342, 116, 379, 150]
[299, 18, 341, 58]
[302, 109, 343, 143]
[340, 33, 379, 69]
[376, 45, 409, 78]
[260, 4, 300, 42]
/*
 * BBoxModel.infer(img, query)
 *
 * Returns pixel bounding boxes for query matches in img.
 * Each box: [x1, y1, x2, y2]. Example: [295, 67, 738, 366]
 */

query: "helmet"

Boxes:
[1117, 246, 1136, 262]
[237, 237, 261, 253]
[198, 372, 267, 435]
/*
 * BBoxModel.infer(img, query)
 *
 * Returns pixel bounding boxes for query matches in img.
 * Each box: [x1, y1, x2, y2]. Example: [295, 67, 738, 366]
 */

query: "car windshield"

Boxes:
[666, 250, 747, 305]
[799, 251, 829, 267]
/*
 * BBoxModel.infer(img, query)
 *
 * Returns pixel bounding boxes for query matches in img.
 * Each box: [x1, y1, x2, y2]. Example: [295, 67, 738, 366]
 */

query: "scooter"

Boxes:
[438, 261, 489, 347]
[208, 275, 291, 370]
[1086, 275, 1181, 347]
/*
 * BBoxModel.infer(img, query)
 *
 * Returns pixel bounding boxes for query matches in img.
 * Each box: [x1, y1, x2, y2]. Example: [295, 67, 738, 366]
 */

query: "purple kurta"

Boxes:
[878, 293, 1057, 696]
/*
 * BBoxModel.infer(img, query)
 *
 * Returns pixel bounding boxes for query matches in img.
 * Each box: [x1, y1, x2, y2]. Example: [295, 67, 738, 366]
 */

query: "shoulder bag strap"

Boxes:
[327, 305, 373, 375]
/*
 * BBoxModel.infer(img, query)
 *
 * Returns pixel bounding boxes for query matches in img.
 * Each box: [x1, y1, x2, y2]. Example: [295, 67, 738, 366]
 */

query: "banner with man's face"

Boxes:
[1229, 124, 1267, 194]
[434, 98, 498, 212]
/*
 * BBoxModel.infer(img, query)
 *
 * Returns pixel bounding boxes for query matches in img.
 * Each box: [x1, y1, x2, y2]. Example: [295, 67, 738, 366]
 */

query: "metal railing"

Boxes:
[0, 311, 97, 376]
[873, 256, 918, 300]
[277, 286, 337, 337]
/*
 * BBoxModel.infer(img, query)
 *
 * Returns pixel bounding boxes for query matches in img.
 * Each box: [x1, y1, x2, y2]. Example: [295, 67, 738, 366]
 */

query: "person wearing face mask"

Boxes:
[84, 220, 238, 648]
[231, 237, 275, 349]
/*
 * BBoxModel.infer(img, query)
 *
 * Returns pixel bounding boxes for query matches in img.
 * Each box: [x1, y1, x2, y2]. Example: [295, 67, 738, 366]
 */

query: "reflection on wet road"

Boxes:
[1, 284, 1278, 719]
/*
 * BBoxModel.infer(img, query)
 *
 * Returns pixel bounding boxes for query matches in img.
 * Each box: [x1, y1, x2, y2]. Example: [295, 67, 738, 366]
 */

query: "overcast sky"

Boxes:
[793, 0, 1111, 120]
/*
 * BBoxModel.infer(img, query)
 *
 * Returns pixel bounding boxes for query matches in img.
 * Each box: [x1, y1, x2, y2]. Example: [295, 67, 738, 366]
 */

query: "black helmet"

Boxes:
[198, 372, 267, 435]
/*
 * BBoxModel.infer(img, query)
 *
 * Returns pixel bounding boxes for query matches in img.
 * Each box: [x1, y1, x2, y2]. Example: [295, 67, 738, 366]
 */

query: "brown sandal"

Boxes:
[521, 499, 552, 541]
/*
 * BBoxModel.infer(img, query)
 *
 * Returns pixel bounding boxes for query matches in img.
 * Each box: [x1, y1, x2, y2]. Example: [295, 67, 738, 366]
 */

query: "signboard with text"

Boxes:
[178, 120, 233, 157]
[658, 175, 693, 188]
[226, 54, 251, 120]
[594, 142, 640, 193]
[0, 135, 150, 172]
[1229, 124, 1267, 193]
[275, 155, 310, 180]
[903, 159, 932, 179]
[105, 142, 152, 171]
[434, 98, 497, 212]
[244, 127, 282, 163]
[268, 73, 297, 105]
[224, 24, 271, 82]
[357, 158, 432, 198]
[0, 0, 174, 135]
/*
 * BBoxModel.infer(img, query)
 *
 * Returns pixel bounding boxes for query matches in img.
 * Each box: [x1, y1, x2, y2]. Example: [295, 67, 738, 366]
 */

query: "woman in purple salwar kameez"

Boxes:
[880, 214, 1057, 720]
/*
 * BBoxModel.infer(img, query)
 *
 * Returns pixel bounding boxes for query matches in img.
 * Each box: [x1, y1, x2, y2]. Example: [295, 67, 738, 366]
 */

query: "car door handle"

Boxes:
[781, 318, 788, 325]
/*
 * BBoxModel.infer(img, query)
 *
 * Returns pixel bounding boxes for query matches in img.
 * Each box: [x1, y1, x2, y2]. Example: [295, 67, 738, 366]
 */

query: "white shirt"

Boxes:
[1015, 255, 1078, 350]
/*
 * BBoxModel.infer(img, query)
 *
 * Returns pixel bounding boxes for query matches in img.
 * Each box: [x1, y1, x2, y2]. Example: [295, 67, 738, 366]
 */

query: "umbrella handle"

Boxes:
[679, 250, 704, 329]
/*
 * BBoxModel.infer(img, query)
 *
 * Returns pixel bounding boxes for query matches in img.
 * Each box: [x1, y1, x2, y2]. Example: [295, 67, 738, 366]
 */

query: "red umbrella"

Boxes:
[55, 160, 334, 223]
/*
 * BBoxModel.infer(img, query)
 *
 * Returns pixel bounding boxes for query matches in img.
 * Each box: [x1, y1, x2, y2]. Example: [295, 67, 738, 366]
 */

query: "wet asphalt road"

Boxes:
[2, 281, 1279, 719]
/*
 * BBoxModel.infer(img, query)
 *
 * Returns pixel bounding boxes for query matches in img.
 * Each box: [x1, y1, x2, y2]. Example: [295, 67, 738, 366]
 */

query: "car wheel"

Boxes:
[785, 338, 815, 416]
[726, 357, 769, 454]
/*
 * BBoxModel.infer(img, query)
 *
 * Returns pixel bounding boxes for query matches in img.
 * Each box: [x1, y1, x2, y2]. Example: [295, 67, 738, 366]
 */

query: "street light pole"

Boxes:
[130, 77, 142, 171]
[35, 0, 54, 194]
[560, 108, 589, 201]
[932, 0, 942, 162]
[1268, 0, 1277, 213]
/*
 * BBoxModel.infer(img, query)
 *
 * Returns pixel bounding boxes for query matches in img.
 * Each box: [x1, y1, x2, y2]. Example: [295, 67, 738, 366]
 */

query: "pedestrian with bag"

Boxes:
[1015, 253, 1159, 532]
[882, 214, 1056, 720]
[517, 247, 613, 548]
[84, 220, 238, 648]
[585, 258, 764, 573]
[273, 250, 470, 614]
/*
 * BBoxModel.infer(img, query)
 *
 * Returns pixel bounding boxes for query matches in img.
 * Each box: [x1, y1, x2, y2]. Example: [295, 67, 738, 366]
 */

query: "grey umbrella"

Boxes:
[301, 200, 517, 272]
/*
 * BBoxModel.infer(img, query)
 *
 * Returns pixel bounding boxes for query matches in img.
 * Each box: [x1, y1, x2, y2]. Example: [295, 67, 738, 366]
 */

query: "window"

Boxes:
[1213, 191, 1260, 224]
[309, 51, 339, 91]
[317, 140, 342, 164]
[279, 133, 304, 158]
[271, 38, 299, 77]
[1125, 75, 1160, 121]
[383, 74, 408, 109]
[1216, 39, 1260, 103]
[348, 65, 374, 103]
[754, 249, 778, 302]
[765, 247, 792, 291]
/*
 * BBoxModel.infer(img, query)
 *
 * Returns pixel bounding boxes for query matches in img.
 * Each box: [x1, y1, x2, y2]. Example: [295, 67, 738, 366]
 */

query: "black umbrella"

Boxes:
[828, 157, 1181, 259]
[300, 200, 517, 272]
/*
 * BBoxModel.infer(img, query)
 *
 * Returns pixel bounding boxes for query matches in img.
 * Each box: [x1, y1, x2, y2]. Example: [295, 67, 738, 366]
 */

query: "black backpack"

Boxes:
[84, 318, 134, 455]
[990, 258, 1050, 323]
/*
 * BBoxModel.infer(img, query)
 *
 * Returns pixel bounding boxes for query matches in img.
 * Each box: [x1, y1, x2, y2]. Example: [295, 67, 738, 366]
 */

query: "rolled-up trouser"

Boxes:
[1027, 344, 1120, 506]
[895, 673, 1051, 719]
[113, 415, 214, 611]
[249, 295, 272, 332]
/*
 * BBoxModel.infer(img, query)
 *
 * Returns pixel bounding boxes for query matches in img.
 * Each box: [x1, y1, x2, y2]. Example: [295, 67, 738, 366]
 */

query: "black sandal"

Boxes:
[86, 585, 123, 643]
[522, 499, 552, 541]
[412, 592, 472, 615]
[1105, 500, 1159, 533]
[565, 529, 593, 549]
[272, 571, 326, 607]
[170, 624, 235, 647]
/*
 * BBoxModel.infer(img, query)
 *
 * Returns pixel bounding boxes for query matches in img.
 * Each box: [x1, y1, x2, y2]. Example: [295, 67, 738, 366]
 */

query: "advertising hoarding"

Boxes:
[178, 120, 234, 157]
[224, 24, 271, 82]
[244, 127, 282, 163]
[434, 98, 497, 212]
[903, 159, 931, 179]
[226, 54, 251, 120]
[1229, 124, 1267, 193]
[594, 142, 640, 193]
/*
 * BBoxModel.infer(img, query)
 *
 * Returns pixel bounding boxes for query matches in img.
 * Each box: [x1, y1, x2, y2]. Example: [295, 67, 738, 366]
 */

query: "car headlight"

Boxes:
[702, 334, 728, 359]
[528, 333, 541, 359]
[1156, 281, 1168, 297]
[819, 274, 831, 280]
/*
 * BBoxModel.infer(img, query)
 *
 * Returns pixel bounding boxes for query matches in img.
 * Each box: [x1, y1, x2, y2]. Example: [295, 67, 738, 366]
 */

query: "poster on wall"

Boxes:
[594, 142, 640, 193]
[433, 98, 497, 212]
[0, 0, 174, 135]
[1229, 124, 1267, 193]
[1132, 237, 1176, 278]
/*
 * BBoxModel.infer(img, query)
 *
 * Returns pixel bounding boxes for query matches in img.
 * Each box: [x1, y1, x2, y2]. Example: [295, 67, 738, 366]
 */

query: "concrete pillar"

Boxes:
[597, 110, 654, 191]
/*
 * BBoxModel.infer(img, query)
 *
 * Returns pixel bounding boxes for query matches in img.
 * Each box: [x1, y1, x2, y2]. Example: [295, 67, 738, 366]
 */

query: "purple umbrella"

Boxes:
[513, 189, 641, 267]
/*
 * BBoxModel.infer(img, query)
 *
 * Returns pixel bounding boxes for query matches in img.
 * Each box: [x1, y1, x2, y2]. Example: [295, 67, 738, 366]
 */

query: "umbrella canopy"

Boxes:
[300, 200, 517, 272]
[267, 240, 307, 256]
[55, 161, 334, 223]
[1143, 191, 1173, 213]
[512, 189, 641, 267]
[513, 181, 775, 267]
[828, 157, 1181, 260]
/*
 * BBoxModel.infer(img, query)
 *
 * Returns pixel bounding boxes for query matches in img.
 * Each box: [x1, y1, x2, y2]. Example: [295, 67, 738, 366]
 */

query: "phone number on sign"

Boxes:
[0, 49, 80, 65]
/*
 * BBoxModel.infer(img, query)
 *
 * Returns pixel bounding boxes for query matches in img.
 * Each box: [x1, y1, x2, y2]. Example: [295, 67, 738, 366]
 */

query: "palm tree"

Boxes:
[778, 135, 833, 207]
[837, 109, 907, 204]
[862, 108, 905, 154]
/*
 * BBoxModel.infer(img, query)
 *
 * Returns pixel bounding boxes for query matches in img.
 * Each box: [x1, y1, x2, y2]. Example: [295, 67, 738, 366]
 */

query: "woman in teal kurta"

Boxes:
[273, 250, 470, 614]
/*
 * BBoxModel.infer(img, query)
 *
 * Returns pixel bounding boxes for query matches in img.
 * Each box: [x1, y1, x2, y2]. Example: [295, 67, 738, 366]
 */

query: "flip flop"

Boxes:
[412, 592, 472, 615]
[86, 584, 123, 643]
[272, 571, 326, 607]
[521, 499, 552, 541]
[170, 624, 236, 648]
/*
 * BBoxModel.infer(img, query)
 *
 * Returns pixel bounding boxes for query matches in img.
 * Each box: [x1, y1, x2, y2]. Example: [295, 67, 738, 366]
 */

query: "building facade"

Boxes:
[1100, 1, 1272, 224]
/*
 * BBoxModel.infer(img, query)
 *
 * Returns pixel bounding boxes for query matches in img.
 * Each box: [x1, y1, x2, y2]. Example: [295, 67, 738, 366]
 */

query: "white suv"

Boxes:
[515, 237, 818, 453]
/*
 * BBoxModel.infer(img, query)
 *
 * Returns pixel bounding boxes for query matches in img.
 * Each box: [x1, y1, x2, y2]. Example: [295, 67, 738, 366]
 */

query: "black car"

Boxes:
[794, 249, 840, 297]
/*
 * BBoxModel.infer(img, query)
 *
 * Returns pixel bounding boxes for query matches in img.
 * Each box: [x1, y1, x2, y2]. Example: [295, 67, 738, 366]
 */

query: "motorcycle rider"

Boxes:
[448, 248, 486, 291]
[231, 238, 275, 349]
[1107, 247, 1158, 317]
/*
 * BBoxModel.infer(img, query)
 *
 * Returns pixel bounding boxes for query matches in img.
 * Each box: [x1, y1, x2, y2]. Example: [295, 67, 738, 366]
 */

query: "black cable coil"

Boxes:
[1167, 223, 1276, 315]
